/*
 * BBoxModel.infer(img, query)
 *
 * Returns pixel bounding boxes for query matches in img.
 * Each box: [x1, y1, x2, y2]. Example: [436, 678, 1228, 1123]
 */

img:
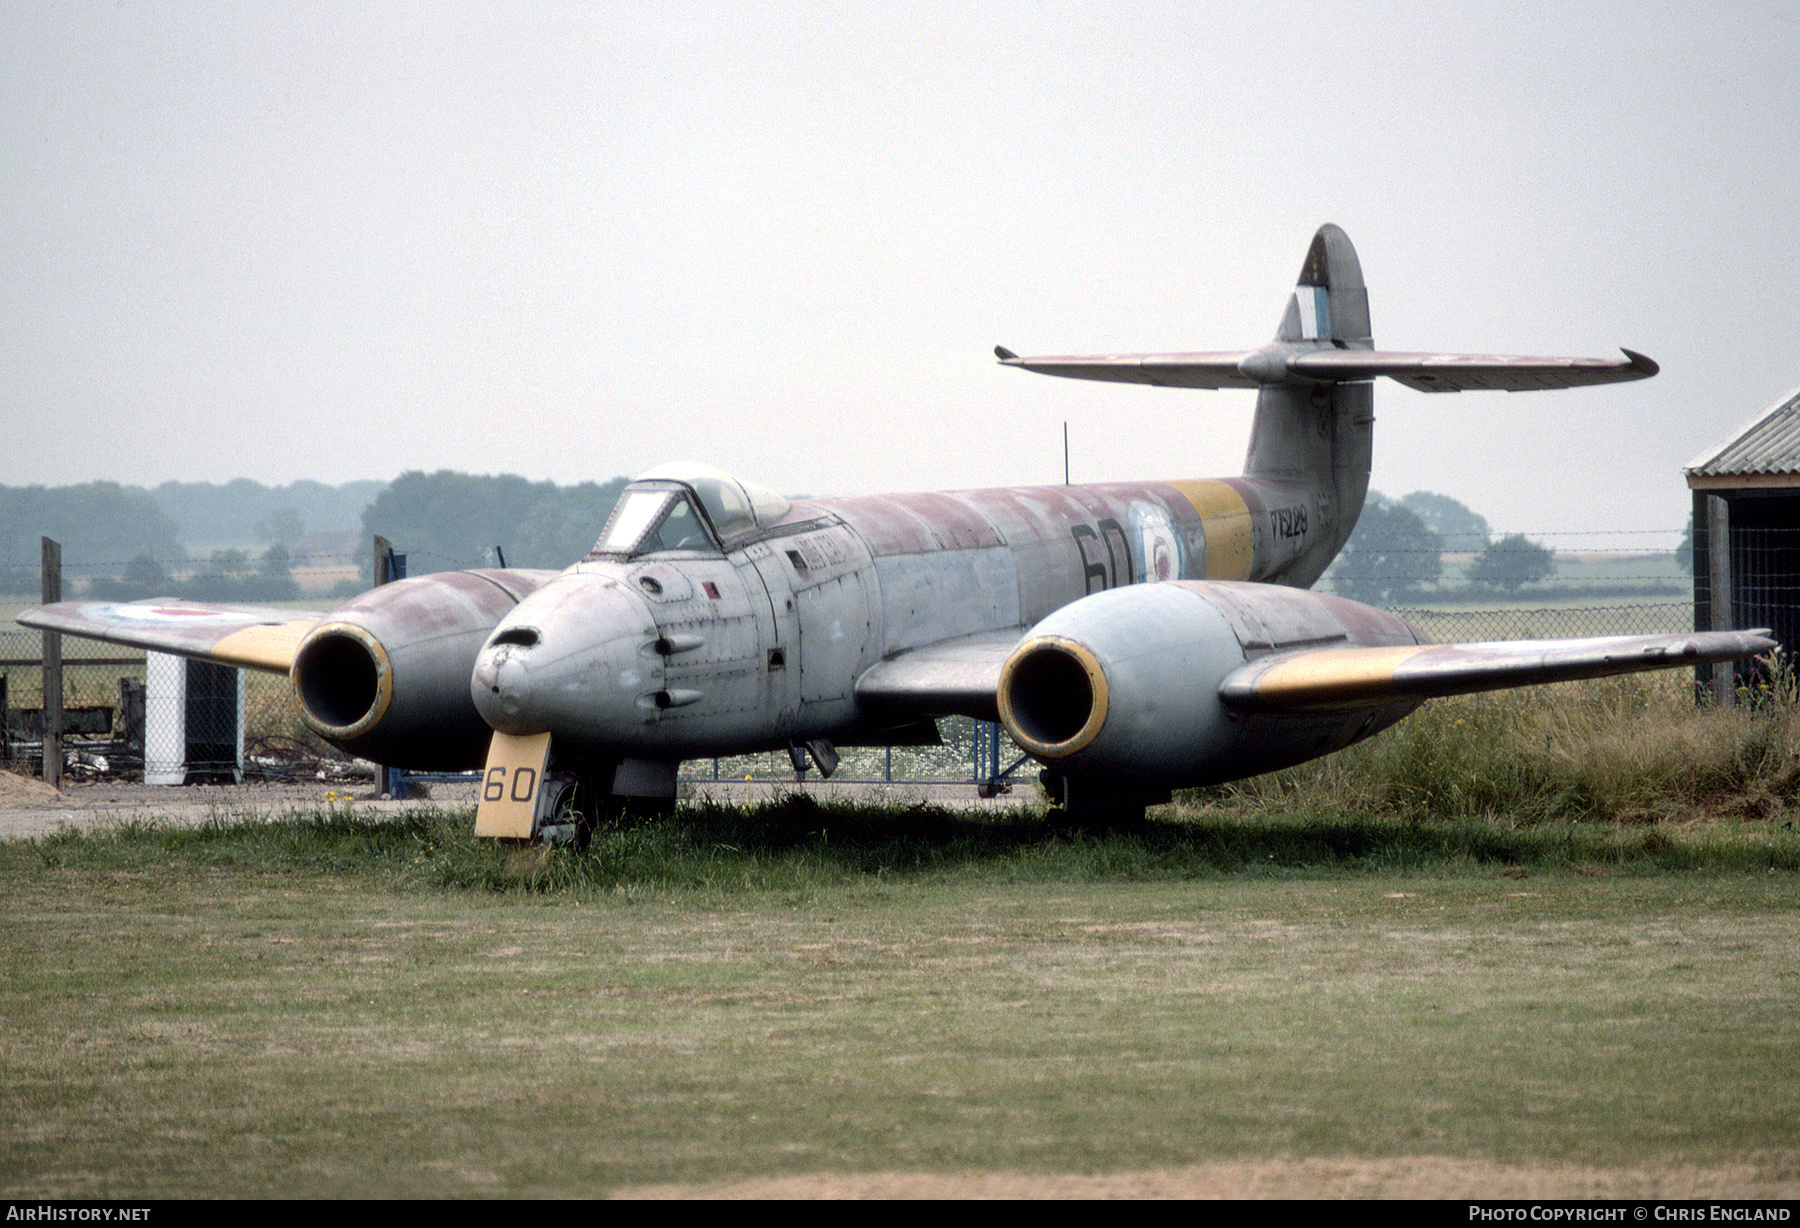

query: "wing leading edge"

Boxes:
[1221, 630, 1775, 713]
[17, 600, 325, 673]
[853, 629, 1020, 722]
[26, 603, 1770, 731]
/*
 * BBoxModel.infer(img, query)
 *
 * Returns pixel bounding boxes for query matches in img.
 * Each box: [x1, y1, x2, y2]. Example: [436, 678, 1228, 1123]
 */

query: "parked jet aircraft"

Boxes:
[20, 226, 1772, 837]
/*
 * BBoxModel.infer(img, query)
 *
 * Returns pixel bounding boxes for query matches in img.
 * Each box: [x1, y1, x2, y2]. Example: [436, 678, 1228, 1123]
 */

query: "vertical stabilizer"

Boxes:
[1245, 224, 1375, 585]
[1275, 224, 1372, 346]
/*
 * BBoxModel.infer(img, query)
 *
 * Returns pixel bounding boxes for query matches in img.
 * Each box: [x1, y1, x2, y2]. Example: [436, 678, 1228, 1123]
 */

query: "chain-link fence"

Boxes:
[1392, 600, 1693, 643]
[4, 598, 1723, 788]
[0, 624, 333, 783]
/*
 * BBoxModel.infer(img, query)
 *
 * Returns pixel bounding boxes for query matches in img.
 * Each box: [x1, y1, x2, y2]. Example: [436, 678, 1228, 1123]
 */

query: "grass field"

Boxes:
[3, 802, 1796, 1199]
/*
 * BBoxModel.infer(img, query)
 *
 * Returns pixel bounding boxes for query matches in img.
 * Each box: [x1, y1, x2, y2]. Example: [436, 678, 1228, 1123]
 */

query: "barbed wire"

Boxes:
[0, 544, 526, 577]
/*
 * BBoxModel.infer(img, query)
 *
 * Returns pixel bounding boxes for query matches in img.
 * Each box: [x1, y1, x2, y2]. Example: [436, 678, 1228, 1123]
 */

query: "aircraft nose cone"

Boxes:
[470, 572, 660, 740]
[471, 639, 535, 730]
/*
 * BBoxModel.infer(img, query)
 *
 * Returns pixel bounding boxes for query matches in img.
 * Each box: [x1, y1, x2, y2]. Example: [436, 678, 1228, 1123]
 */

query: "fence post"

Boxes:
[41, 537, 62, 789]
[372, 537, 407, 797]
[1704, 494, 1735, 707]
[373, 536, 400, 587]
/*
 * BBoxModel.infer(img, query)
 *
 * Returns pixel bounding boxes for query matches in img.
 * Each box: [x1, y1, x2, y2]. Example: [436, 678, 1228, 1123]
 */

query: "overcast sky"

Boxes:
[5, 1, 1797, 548]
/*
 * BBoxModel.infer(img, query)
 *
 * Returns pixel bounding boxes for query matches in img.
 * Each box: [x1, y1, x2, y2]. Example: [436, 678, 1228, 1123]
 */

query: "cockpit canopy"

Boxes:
[589, 464, 792, 558]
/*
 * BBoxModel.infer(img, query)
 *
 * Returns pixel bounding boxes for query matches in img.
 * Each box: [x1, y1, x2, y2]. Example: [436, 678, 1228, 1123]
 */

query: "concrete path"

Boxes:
[0, 772, 1031, 839]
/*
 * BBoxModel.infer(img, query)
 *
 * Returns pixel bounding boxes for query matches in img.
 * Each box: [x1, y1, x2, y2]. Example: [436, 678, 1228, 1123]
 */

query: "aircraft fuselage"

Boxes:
[469, 471, 1336, 766]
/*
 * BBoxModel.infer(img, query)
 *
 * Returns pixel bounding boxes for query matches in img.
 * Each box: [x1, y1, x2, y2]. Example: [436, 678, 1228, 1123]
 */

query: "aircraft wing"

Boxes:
[995, 347, 1657, 392]
[854, 624, 1770, 721]
[854, 629, 1019, 721]
[1219, 629, 1774, 713]
[17, 600, 327, 673]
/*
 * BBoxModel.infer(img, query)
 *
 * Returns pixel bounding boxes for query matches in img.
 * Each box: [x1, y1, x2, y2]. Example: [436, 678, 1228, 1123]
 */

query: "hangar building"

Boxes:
[1686, 381, 1800, 698]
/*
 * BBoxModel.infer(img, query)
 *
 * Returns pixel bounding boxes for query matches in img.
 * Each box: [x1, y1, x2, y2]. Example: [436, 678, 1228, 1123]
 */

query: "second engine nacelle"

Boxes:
[290, 569, 560, 769]
[996, 580, 1427, 798]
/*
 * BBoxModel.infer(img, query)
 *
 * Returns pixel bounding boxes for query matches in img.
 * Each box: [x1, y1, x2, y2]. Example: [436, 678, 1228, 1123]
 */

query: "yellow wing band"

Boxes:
[1242, 645, 1436, 710]
[210, 620, 321, 672]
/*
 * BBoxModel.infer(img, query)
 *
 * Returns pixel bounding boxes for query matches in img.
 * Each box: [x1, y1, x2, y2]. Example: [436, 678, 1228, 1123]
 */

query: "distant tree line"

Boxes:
[5, 475, 1685, 605]
[361, 471, 631, 577]
[1, 472, 633, 595]
[1328, 500, 1445, 604]
[0, 483, 183, 593]
[1325, 491, 1613, 605]
[150, 477, 387, 548]
[86, 546, 302, 603]
[1394, 490, 1491, 553]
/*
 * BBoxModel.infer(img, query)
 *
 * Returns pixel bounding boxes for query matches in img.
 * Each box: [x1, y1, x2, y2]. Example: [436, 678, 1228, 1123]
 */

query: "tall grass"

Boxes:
[1192, 669, 1800, 824]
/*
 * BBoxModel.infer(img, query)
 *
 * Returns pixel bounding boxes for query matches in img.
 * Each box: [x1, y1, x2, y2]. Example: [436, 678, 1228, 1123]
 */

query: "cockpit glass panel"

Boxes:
[592, 466, 792, 558]
[640, 495, 711, 553]
[592, 489, 673, 556]
[590, 486, 720, 557]
[688, 473, 755, 540]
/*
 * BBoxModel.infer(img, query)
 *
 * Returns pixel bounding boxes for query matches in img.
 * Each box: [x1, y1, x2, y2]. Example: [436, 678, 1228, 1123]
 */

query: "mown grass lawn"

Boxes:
[3, 805, 1796, 1198]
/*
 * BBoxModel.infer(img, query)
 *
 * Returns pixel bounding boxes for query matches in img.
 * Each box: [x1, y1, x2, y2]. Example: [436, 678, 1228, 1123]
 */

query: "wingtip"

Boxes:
[1622, 348, 1659, 378]
[995, 345, 1018, 363]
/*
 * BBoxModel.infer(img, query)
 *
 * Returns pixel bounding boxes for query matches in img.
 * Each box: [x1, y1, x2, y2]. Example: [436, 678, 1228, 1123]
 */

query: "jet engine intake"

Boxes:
[995, 635, 1109, 757]
[290, 569, 558, 769]
[292, 621, 392, 738]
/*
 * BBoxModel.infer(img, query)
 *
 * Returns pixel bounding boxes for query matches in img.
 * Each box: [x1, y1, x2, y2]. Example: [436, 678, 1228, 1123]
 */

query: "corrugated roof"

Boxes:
[1685, 381, 1800, 482]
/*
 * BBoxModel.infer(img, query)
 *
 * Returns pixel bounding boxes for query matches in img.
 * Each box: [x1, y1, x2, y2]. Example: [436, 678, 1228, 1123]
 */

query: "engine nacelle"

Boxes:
[290, 569, 559, 768]
[996, 581, 1426, 796]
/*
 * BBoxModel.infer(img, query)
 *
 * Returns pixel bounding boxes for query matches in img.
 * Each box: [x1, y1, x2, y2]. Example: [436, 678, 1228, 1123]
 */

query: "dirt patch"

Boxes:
[0, 770, 64, 806]
[0, 775, 1017, 841]
[618, 1158, 1799, 1199]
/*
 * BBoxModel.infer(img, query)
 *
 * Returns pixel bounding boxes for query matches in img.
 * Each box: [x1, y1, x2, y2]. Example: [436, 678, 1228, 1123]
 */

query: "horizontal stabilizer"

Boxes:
[1283, 348, 1658, 391]
[995, 348, 1264, 389]
[17, 600, 325, 673]
[996, 347, 1658, 392]
[1220, 629, 1775, 713]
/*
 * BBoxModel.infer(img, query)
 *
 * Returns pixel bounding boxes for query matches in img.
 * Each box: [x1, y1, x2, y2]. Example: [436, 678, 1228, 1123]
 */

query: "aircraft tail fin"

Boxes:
[1237, 225, 1375, 585]
[995, 224, 1652, 391]
[1274, 223, 1371, 349]
[995, 224, 1656, 586]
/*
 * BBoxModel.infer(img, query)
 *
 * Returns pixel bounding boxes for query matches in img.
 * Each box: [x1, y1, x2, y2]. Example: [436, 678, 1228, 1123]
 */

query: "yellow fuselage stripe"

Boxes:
[1166, 479, 1254, 580]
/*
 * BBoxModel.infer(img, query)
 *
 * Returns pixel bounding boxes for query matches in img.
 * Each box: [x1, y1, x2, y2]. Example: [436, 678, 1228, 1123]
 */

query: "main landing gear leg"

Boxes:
[1040, 770, 1166, 830]
[540, 757, 679, 849]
